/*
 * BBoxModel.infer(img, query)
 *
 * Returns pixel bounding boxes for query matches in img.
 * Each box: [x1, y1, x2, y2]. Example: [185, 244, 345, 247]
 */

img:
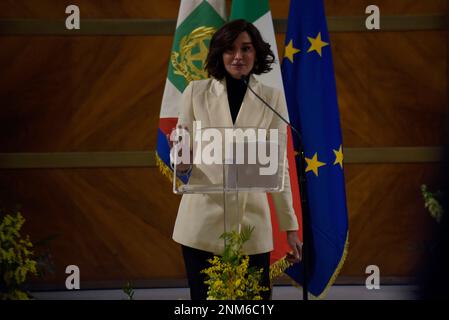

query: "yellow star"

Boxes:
[284, 39, 301, 63]
[307, 32, 329, 57]
[305, 153, 326, 176]
[333, 145, 344, 169]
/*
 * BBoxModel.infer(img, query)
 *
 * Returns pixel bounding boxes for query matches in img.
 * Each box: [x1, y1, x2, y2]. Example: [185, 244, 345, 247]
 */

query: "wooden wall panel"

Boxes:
[333, 31, 447, 147]
[0, 36, 171, 152]
[0, 0, 446, 18]
[0, 0, 448, 286]
[272, 0, 448, 17]
[1, 31, 446, 152]
[342, 163, 444, 277]
[0, 167, 183, 285]
[322, 0, 447, 16]
[0, 162, 445, 285]
[0, 32, 448, 152]
[276, 31, 447, 147]
[0, 0, 184, 19]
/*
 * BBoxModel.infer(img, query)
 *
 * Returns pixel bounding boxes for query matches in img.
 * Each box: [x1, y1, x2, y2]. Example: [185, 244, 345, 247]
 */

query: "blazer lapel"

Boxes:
[234, 75, 269, 129]
[207, 78, 234, 128]
[207, 75, 270, 129]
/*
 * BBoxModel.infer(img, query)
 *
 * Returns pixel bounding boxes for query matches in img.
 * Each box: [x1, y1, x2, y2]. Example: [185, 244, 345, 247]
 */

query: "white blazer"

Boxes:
[172, 75, 299, 255]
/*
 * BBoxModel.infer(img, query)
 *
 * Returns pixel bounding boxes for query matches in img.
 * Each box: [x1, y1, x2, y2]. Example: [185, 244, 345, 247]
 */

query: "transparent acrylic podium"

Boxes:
[172, 126, 287, 236]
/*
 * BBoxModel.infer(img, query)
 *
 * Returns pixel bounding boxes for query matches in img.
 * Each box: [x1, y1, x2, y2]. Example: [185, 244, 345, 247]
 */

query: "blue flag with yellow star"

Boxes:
[281, 0, 349, 298]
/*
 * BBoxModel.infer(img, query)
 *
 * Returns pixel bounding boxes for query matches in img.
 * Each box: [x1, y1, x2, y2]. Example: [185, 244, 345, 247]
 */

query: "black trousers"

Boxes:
[181, 245, 271, 300]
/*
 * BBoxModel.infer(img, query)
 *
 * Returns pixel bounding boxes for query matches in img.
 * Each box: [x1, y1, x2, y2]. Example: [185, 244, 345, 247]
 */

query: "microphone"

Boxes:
[241, 75, 311, 301]
[240, 75, 302, 143]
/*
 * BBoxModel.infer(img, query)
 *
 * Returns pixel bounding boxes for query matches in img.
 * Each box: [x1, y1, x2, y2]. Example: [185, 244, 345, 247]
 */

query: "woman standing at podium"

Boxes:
[171, 19, 302, 300]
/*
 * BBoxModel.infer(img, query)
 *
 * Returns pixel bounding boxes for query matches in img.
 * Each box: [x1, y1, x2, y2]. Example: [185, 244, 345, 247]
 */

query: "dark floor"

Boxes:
[31, 284, 420, 300]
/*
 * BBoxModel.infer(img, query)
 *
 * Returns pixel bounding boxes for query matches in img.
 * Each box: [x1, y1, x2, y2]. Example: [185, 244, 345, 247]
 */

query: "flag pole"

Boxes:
[282, 0, 349, 300]
[293, 128, 310, 301]
[286, 125, 311, 300]
[298, 149, 309, 300]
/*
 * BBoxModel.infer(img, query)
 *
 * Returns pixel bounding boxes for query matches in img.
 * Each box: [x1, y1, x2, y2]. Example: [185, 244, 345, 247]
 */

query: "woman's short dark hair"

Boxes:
[205, 19, 275, 80]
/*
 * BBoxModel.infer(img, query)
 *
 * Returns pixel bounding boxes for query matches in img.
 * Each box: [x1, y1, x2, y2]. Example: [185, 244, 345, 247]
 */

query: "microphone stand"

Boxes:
[242, 76, 310, 301]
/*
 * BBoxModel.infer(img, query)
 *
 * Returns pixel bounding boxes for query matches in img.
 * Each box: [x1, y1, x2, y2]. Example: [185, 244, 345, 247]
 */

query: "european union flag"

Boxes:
[281, 0, 349, 298]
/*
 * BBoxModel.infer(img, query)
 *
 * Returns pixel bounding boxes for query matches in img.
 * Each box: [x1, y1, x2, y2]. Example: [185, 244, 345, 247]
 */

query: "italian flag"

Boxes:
[156, 0, 226, 182]
[230, 0, 283, 89]
[230, 0, 304, 279]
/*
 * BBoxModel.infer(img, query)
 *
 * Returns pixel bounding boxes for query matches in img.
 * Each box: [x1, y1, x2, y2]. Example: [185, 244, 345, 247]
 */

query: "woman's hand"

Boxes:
[166, 125, 192, 173]
[286, 230, 303, 264]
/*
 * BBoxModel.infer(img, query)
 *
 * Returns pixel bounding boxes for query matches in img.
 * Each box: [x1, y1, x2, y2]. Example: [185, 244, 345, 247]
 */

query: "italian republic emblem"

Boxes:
[171, 26, 216, 83]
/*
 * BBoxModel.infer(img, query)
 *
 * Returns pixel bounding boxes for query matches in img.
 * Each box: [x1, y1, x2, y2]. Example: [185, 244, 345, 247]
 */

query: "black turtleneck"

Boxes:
[225, 74, 248, 124]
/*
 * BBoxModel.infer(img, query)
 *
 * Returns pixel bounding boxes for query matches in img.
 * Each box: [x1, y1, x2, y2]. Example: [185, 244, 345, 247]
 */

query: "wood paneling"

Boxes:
[0, 36, 171, 152]
[342, 163, 444, 277]
[0, 0, 448, 286]
[0, 167, 183, 285]
[0, 0, 183, 19]
[0, 31, 447, 152]
[273, 0, 448, 17]
[333, 31, 448, 147]
[276, 30, 447, 147]
[0, 0, 446, 19]
[0, 162, 444, 285]
[322, 0, 447, 16]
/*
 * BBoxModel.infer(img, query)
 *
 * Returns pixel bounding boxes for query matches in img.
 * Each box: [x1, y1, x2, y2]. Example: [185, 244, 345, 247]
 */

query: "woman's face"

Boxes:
[222, 31, 255, 79]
